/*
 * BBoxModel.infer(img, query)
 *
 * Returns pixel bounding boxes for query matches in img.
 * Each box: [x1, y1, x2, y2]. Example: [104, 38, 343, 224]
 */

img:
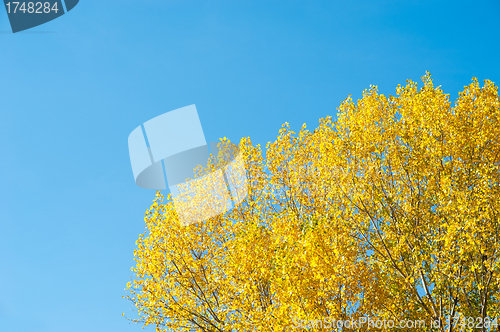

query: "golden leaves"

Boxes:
[125, 75, 500, 331]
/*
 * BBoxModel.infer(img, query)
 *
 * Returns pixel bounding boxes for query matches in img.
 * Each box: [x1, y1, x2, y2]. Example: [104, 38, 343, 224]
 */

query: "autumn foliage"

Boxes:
[125, 73, 500, 331]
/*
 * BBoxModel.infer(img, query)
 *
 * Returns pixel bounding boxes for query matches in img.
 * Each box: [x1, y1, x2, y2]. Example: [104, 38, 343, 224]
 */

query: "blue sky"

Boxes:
[0, 1, 499, 331]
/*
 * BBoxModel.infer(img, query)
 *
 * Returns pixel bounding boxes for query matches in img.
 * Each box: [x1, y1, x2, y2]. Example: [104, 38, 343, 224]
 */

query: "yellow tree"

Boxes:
[125, 73, 500, 332]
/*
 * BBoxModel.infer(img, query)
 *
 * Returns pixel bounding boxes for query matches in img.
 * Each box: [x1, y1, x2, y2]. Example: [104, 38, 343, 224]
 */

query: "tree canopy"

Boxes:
[125, 73, 500, 332]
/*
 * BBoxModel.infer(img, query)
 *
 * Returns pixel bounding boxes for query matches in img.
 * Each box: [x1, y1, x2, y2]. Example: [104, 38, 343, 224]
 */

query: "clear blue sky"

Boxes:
[0, 1, 499, 331]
